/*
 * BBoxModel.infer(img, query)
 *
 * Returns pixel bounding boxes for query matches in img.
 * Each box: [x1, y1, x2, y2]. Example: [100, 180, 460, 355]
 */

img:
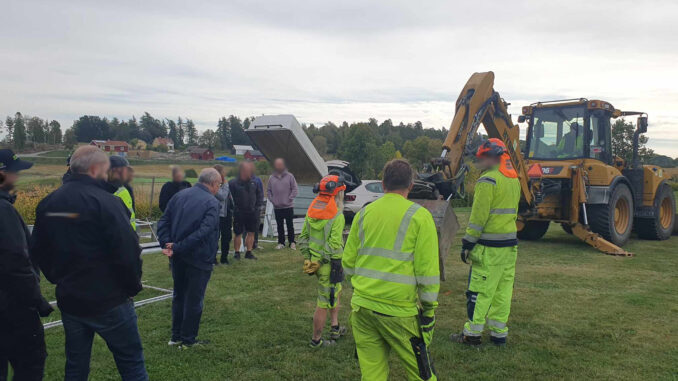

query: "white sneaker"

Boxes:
[275, 244, 285, 250]
[168, 340, 181, 346]
[290, 242, 297, 250]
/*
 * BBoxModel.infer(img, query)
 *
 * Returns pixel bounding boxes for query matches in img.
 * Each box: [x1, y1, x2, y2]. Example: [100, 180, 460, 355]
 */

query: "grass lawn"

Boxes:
[32, 210, 678, 380]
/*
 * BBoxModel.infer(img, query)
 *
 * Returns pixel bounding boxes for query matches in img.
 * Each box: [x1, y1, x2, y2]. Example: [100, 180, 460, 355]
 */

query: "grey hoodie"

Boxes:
[267, 170, 298, 209]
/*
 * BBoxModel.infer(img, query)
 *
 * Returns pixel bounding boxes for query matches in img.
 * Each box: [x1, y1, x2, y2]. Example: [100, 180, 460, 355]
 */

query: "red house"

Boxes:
[90, 140, 129, 156]
[244, 149, 266, 161]
[188, 147, 214, 160]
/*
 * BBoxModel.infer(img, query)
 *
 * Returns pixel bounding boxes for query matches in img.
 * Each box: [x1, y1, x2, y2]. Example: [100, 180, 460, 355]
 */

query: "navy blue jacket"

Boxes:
[31, 174, 142, 317]
[158, 183, 220, 271]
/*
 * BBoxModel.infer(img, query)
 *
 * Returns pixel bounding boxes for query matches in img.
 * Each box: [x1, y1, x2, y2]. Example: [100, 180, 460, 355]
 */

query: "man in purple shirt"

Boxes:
[267, 158, 299, 250]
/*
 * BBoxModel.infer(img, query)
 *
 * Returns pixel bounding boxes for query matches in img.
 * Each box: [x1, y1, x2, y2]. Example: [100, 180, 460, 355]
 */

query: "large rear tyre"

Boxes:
[636, 184, 675, 240]
[517, 220, 550, 240]
[588, 184, 633, 246]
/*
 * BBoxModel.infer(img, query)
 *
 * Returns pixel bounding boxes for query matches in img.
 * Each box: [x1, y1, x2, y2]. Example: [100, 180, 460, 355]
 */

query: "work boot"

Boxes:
[245, 251, 257, 260]
[449, 332, 481, 346]
[179, 339, 210, 349]
[309, 338, 335, 348]
[329, 325, 347, 340]
[220, 253, 229, 265]
[490, 336, 507, 347]
[234, 252, 241, 260]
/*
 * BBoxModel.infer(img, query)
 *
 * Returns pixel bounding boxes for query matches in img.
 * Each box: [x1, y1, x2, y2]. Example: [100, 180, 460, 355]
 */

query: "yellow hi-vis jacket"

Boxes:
[114, 186, 136, 231]
[463, 166, 520, 262]
[343, 193, 439, 317]
[298, 212, 345, 262]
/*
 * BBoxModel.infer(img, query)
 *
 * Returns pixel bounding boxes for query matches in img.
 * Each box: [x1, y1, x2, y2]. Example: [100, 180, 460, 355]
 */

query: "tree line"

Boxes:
[2, 112, 62, 149]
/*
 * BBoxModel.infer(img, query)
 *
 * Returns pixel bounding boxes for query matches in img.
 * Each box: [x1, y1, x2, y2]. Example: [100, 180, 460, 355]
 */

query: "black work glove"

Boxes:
[460, 238, 476, 264]
[38, 298, 54, 317]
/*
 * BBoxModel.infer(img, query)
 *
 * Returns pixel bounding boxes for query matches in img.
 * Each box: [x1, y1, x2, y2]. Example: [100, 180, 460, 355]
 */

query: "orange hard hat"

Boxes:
[476, 138, 506, 158]
[313, 175, 346, 196]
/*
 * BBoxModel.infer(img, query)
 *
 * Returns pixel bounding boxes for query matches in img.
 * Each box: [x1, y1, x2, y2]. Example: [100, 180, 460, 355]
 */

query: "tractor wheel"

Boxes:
[588, 184, 633, 246]
[635, 184, 675, 240]
[517, 220, 550, 240]
[561, 224, 573, 235]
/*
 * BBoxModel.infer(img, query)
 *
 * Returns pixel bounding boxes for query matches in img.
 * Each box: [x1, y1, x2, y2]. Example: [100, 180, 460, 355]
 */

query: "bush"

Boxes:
[14, 185, 54, 224]
[669, 181, 678, 192]
[185, 168, 198, 178]
[227, 166, 238, 178]
[255, 160, 271, 175]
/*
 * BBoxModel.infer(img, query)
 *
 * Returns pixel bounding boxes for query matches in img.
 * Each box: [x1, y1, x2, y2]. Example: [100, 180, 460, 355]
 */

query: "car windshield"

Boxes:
[528, 105, 586, 159]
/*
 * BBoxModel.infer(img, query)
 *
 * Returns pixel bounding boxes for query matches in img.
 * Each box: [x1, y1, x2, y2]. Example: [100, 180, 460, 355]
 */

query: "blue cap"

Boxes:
[0, 149, 33, 172]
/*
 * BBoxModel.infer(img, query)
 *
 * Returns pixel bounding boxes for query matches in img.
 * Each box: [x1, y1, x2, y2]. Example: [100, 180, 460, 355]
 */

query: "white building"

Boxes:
[233, 145, 253, 156]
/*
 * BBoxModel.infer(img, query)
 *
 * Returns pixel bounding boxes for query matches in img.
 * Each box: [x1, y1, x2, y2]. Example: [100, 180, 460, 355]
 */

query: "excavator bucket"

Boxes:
[570, 223, 633, 257]
[411, 199, 460, 280]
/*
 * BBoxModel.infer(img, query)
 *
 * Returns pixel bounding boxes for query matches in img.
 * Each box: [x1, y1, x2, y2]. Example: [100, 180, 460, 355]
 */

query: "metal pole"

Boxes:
[149, 176, 155, 209]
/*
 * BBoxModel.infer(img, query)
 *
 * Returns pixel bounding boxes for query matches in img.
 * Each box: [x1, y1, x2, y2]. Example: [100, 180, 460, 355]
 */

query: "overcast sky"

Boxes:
[2, 0, 677, 155]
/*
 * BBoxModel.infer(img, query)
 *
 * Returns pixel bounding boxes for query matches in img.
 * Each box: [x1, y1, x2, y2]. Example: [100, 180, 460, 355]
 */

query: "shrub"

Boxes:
[14, 185, 55, 224]
[185, 168, 198, 178]
[255, 160, 271, 175]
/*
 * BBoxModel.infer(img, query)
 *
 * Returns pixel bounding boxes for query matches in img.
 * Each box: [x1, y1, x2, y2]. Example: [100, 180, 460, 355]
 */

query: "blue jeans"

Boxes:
[61, 300, 148, 381]
[171, 258, 212, 344]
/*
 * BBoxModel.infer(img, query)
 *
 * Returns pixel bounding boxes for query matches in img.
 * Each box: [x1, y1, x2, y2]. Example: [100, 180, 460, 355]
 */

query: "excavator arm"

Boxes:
[437, 71, 532, 204]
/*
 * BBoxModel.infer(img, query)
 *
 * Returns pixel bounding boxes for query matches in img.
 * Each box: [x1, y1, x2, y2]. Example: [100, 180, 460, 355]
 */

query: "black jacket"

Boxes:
[157, 184, 220, 271]
[159, 181, 192, 212]
[31, 174, 142, 317]
[0, 190, 49, 314]
[229, 177, 263, 215]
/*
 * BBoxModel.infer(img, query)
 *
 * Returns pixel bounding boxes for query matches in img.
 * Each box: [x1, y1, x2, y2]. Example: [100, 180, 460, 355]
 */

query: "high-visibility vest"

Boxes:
[298, 212, 345, 262]
[343, 193, 440, 318]
[115, 186, 136, 231]
[463, 167, 520, 262]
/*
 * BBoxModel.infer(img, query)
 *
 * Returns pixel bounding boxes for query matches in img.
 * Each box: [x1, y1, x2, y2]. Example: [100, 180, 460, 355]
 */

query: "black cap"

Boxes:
[109, 155, 130, 169]
[0, 149, 33, 172]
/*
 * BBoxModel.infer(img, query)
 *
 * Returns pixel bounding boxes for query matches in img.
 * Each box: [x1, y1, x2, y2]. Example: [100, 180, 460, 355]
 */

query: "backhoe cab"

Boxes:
[519, 99, 675, 250]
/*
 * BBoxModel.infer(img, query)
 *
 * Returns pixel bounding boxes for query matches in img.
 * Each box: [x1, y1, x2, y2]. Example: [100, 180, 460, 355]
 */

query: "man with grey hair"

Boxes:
[158, 168, 221, 348]
[32, 145, 148, 380]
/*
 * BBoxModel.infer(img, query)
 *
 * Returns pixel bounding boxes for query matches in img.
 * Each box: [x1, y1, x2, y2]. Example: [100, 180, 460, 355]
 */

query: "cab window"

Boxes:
[588, 110, 612, 163]
[528, 106, 585, 159]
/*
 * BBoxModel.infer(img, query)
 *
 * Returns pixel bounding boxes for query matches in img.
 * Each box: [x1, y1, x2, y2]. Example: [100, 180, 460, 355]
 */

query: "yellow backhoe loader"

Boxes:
[417, 71, 676, 259]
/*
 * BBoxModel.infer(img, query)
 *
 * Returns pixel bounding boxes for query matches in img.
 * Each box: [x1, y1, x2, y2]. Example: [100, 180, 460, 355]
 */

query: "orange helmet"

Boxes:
[476, 138, 506, 158]
[308, 175, 346, 220]
[313, 175, 346, 196]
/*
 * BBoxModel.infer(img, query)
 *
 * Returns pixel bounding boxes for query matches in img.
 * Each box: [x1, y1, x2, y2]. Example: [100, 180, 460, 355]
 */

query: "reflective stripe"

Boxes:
[477, 177, 496, 185]
[490, 208, 516, 215]
[358, 210, 366, 248]
[487, 319, 506, 329]
[468, 223, 483, 232]
[354, 267, 417, 285]
[344, 267, 354, 275]
[393, 204, 421, 251]
[358, 247, 413, 262]
[309, 237, 325, 246]
[317, 294, 330, 304]
[463, 324, 484, 336]
[415, 275, 440, 286]
[463, 234, 479, 243]
[419, 292, 438, 303]
[479, 232, 517, 240]
[318, 285, 332, 294]
[490, 331, 508, 338]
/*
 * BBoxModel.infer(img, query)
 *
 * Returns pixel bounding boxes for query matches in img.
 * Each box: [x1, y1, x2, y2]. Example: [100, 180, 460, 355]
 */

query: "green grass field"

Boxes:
[32, 209, 677, 380]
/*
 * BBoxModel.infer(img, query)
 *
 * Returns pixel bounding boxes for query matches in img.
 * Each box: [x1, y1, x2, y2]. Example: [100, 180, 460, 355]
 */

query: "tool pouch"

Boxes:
[410, 337, 435, 380]
[329, 258, 344, 284]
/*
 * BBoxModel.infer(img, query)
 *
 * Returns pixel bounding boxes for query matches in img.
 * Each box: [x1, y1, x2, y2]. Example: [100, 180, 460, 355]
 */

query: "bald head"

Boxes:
[70, 146, 109, 180]
[198, 168, 222, 195]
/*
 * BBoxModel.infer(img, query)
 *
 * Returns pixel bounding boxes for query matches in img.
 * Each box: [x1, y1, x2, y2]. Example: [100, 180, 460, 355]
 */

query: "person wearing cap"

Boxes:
[298, 174, 347, 348]
[109, 156, 136, 231]
[450, 138, 520, 346]
[343, 159, 439, 381]
[0, 149, 53, 381]
[31, 145, 147, 380]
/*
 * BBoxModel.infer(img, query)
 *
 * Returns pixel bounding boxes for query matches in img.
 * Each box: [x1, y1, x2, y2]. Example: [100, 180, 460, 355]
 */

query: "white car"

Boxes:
[343, 180, 384, 218]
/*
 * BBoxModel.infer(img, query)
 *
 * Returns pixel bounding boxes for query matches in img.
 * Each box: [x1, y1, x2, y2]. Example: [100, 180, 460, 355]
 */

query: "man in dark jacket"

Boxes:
[157, 168, 221, 348]
[0, 149, 53, 381]
[159, 166, 192, 212]
[229, 162, 263, 260]
[31, 146, 148, 381]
